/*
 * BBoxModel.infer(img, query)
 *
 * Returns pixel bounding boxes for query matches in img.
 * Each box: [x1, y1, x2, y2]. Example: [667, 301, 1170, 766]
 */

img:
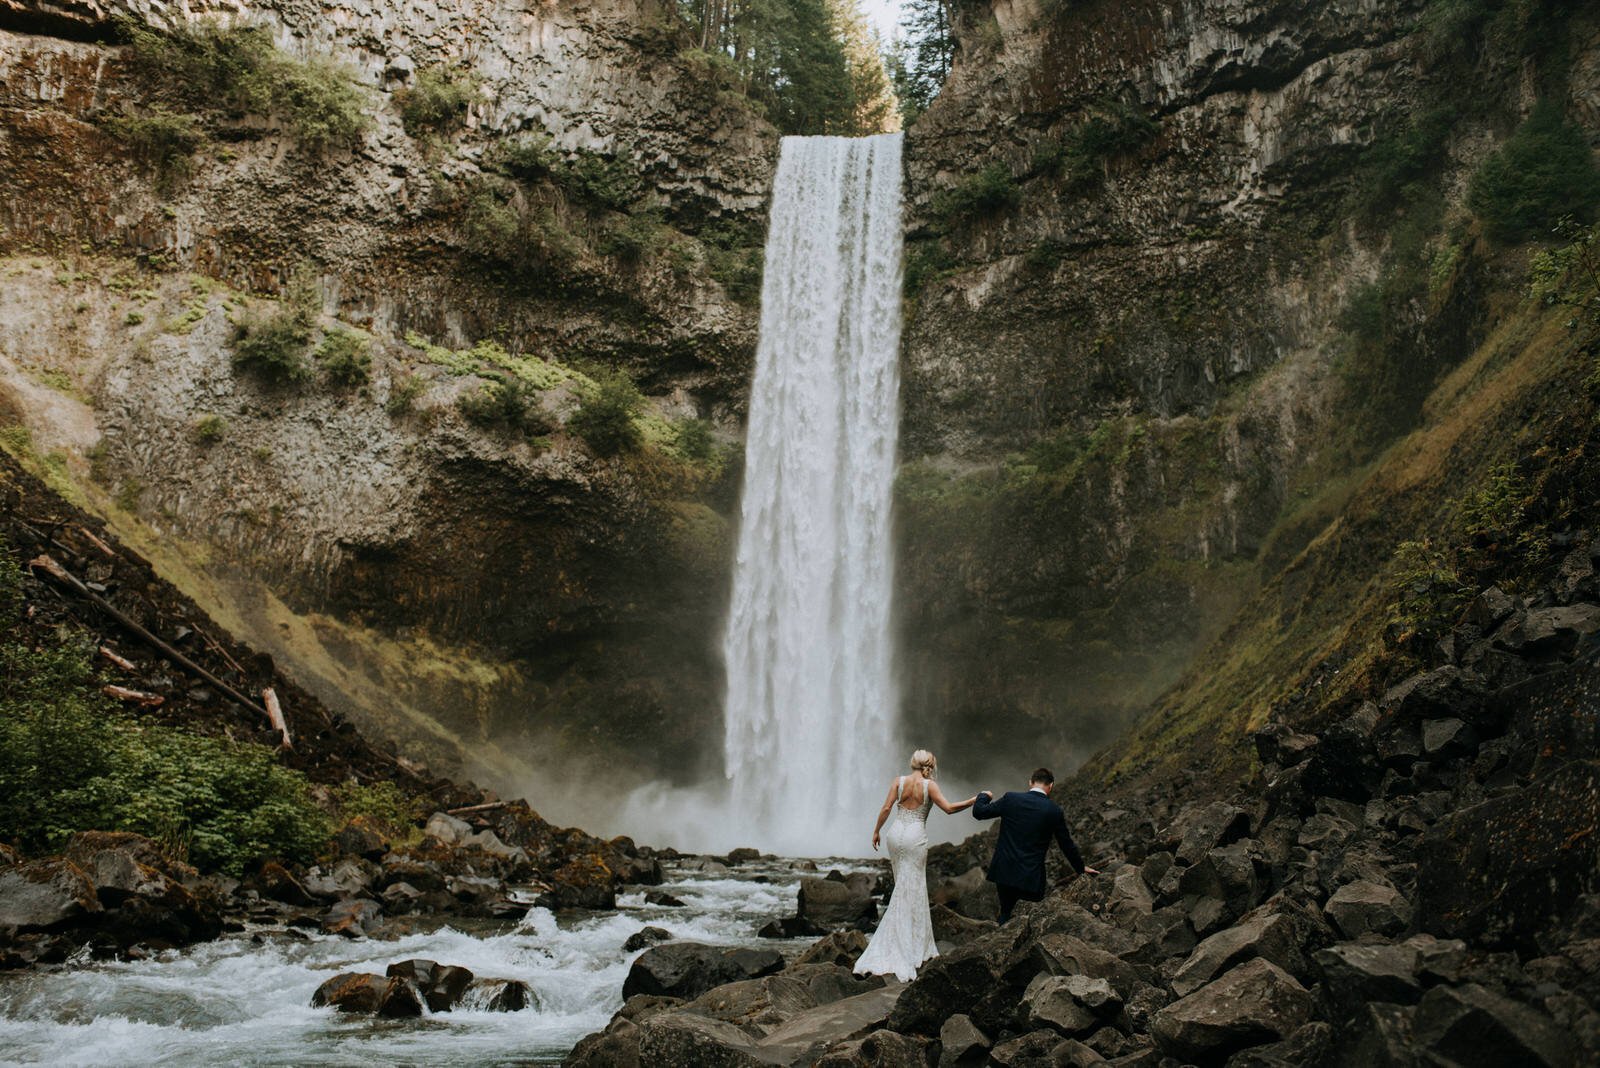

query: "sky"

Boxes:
[861, 0, 903, 42]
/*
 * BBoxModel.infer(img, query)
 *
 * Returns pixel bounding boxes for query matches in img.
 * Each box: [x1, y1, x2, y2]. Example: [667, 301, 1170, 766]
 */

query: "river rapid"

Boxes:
[0, 858, 849, 1066]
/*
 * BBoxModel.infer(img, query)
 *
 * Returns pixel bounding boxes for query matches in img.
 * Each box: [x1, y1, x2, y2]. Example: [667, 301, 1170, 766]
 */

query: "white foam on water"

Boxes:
[0, 862, 828, 1066]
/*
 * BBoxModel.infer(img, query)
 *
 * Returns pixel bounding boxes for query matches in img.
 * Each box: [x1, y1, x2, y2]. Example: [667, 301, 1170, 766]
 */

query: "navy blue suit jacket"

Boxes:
[973, 789, 1085, 899]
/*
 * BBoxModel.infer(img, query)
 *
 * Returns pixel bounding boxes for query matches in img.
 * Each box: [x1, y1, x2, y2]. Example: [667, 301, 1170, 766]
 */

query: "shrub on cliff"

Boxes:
[233, 271, 319, 385]
[100, 108, 205, 184]
[397, 68, 477, 137]
[569, 371, 643, 457]
[1469, 101, 1600, 243]
[932, 163, 1020, 228]
[315, 327, 372, 388]
[456, 375, 553, 437]
[120, 18, 369, 152]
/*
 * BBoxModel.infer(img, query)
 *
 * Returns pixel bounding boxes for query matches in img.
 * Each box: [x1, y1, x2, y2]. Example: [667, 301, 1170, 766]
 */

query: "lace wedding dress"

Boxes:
[853, 776, 938, 981]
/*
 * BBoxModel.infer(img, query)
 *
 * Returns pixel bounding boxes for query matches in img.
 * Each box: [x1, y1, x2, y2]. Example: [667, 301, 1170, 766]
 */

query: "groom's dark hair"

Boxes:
[1030, 767, 1054, 786]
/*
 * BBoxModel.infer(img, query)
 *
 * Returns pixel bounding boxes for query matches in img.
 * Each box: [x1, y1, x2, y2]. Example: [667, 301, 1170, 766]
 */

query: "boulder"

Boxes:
[1227, 1021, 1334, 1067]
[886, 940, 1001, 1035]
[302, 858, 377, 901]
[1417, 760, 1600, 950]
[1421, 717, 1478, 759]
[635, 1012, 765, 1066]
[385, 959, 475, 1012]
[0, 860, 100, 929]
[1499, 605, 1600, 657]
[939, 1013, 990, 1066]
[930, 866, 1000, 921]
[1413, 983, 1575, 1068]
[333, 818, 388, 860]
[681, 975, 816, 1036]
[424, 811, 473, 845]
[1252, 724, 1319, 768]
[1299, 718, 1383, 804]
[1022, 973, 1121, 1037]
[646, 891, 688, 907]
[781, 962, 883, 1006]
[1161, 802, 1251, 865]
[798, 876, 877, 929]
[813, 1029, 931, 1067]
[758, 916, 828, 939]
[1384, 667, 1485, 724]
[247, 861, 317, 907]
[725, 848, 762, 865]
[321, 897, 382, 938]
[1105, 866, 1154, 928]
[463, 977, 533, 1012]
[625, 926, 673, 952]
[1168, 911, 1309, 997]
[1313, 942, 1422, 1013]
[1016, 932, 1142, 998]
[988, 1029, 1085, 1066]
[380, 881, 422, 913]
[540, 854, 618, 911]
[1176, 842, 1260, 934]
[1323, 880, 1409, 939]
[796, 929, 870, 968]
[931, 904, 995, 947]
[623, 943, 781, 1001]
[1151, 959, 1311, 1062]
[311, 972, 391, 1014]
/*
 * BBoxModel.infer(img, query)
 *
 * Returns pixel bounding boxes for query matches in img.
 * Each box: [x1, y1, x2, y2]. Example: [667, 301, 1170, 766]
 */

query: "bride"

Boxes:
[853, 750, 977, 982]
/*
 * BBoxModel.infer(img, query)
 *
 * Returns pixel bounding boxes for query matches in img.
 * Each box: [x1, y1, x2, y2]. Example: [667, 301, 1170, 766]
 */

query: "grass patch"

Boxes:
[931, 162, 1020, 229]
[568, 370, 644, 457]
[396, 67, 476, 137]
[314, 326, 371, 388]
[232, 270, 319, 385]
[191, 414, 227, 444]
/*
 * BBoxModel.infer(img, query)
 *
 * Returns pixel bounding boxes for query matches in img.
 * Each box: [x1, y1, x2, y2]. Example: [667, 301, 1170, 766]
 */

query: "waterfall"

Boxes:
[721, 133, 905, 857]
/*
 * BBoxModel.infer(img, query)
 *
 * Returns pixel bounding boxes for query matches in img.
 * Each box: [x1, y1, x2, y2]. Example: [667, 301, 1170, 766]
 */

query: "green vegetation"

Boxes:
[459, 176, 583, 270]
[0, 549, 328, 873]
[674, 418, 717, 463]
[488, 137, 643, 212]
[191, 414, 227, 444]
[1031, 99, 1159, 191]
[931, 162, 1021, 229]
[100, 109, 205, 183]
[1469, 101, 1600, 242]
[314, 327, 372, 387]
[385, 372, 427, 416]
[1530, 217, 1600, 324]
[598, 213, 670, 262]
[232, 271, 319, 385]
[125, 311, 145, 326]
[396, 67, 476, 137]
[120, 18, 370, 151]
[670, 0, 894, 136]
[1351, 105, 1459, 221]
[886, 0, 952, 125]
[568, 371, 644, 457]
[455, 375, 553, 436]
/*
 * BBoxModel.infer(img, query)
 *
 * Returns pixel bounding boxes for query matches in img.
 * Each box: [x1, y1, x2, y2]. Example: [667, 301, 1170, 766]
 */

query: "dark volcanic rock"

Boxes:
[248, 861, 318, 907]
[646, 891, 687, 908]
[1151, 958, 1311, 1062]
[939, 1013, 991, 1065]
[1170, 910, 1310, 997]
[797, 876, 877, 929]
[1323, 879, 1410, 939]
[1413, 983, 1574, 1068]
[385, 959, 475, 1012]
[887, 940, 1002, 1035]
[795, 929, 870, 968]
[622, 942, 781, 1001]
[1417, 759, 1600, 950]
[1299, 719, 1382, 804]
[813, 1029, 931, 1067]
[1162, 801, 1251, 865]
[1313, 942, 1423, 1014]
[321, 897, 382, 938]
[624, 926, 672, 952]
[465, 977, 532, 1012]
[311, 972, 391, 1013]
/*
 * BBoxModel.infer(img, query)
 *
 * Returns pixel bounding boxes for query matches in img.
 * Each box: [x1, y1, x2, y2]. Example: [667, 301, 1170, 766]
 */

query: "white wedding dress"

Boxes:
[853, 775, 938, 982]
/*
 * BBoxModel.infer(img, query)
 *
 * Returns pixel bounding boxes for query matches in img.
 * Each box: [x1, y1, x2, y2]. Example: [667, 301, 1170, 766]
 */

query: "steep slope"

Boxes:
[896, 0, 1600, 775]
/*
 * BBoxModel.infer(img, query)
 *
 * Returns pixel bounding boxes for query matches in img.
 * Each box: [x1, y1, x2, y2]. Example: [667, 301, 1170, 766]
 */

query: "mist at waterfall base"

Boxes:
[612, 133, 926, 859]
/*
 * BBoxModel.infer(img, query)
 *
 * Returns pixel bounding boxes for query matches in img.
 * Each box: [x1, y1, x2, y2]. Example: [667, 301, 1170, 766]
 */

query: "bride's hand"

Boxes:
[871, 831, 881, 851]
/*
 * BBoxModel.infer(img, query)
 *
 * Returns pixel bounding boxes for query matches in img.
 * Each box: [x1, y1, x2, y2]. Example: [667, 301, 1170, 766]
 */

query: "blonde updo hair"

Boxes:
[910, 749, 937, 779]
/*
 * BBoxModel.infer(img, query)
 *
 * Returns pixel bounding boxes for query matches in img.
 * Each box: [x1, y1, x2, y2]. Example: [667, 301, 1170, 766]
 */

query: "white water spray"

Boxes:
[720, 133, 906, 856]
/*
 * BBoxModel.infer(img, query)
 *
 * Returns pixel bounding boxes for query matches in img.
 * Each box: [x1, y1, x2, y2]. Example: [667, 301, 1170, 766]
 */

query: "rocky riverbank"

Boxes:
[0, 448, 667, 971]
[567, 569, 1599, 1065]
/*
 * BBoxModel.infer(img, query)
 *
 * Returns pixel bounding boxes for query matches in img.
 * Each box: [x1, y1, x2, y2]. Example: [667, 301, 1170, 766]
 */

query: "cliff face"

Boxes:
[0, 0, 777, 808]
[896, 0, 1600, 773]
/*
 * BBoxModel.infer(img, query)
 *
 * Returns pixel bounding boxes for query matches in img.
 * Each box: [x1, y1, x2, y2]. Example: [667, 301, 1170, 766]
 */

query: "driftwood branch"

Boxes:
[99, 645, 138, 672]
[445, 800, 511, 817]
[27, 553, 272, 723]
[261, 687, 293, 749]
[103, 684, 164, 707]
[76, 526, 119, 560]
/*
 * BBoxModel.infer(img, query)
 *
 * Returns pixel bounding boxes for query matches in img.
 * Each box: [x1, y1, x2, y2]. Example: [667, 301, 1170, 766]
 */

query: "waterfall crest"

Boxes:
[721, 133, 905, 856]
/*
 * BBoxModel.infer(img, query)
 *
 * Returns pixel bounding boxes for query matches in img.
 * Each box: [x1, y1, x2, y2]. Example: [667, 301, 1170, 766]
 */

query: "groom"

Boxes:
[973, 767, 1098, 924]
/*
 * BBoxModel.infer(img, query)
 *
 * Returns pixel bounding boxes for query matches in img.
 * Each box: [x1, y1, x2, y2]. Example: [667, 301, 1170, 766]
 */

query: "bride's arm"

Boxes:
[870, 779, 897, 850]
[928, 781, 977, 814]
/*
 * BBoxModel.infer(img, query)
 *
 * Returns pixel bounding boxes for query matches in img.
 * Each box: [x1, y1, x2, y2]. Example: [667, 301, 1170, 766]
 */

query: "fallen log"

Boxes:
[262, 687, 293, 749]
[76, 525, 119, 560]
[27, 553, 271, 723]
[103, 684, 164, 707]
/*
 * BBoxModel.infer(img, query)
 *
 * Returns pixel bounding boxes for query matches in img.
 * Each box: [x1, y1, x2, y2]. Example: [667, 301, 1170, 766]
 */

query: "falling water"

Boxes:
[721, 133, 905, 857]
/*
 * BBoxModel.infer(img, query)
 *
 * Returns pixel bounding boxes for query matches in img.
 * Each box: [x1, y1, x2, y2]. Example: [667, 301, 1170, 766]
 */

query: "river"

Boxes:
[0, 857, 856, 1066]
